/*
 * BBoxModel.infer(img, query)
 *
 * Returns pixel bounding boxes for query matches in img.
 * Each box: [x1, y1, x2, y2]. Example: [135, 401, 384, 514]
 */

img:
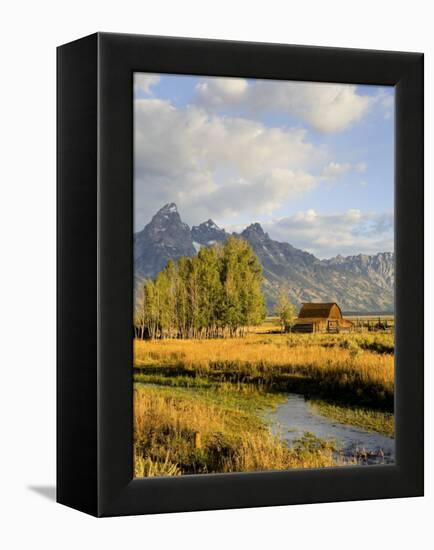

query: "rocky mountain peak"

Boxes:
[145, 202, 191, 235]
[241, 223, 267, 240]
[191, 218, 227, 246]
[134, 203, 195, 279]
[321, 251, 395, 292]
[135, 205, 395, 313]
[204, 219, 219, 229]
[150, 202, 180, 222]
[159, 202, 178, 214]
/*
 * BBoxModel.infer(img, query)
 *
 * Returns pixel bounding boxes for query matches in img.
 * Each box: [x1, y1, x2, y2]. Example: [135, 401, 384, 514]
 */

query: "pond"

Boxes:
[266, 393, 395, 465]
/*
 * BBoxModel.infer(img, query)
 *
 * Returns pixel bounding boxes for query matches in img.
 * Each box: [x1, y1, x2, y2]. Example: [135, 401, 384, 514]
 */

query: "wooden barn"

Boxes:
[292, 302, 354, 334]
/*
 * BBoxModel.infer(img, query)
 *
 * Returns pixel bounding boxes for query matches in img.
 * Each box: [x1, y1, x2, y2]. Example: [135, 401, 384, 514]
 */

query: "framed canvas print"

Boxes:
[57, 33, 424, 517]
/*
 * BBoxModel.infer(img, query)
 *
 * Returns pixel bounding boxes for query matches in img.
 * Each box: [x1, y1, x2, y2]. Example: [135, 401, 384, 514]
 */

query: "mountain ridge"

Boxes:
[134, 204, 394, 313]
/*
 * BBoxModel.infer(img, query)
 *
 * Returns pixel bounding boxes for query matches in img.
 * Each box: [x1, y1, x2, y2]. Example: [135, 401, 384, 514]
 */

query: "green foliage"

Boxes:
[274, 287, 296, 332]
[308, 399, 394, 437]
[135, 237, 266, 339]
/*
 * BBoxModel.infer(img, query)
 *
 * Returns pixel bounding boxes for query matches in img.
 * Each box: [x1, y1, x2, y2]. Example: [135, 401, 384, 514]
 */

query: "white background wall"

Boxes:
[0, 1, 432, 548]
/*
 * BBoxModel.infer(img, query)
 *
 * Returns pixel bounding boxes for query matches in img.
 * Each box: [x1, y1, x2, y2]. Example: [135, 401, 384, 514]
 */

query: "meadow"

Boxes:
[133, 319, 394, 477]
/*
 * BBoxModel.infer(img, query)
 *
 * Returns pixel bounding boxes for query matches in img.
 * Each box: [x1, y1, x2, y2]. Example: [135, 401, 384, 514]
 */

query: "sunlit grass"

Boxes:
[133, 327, 394, 476]
[134, 385, 340, 477]
[134, 331, 394, 410]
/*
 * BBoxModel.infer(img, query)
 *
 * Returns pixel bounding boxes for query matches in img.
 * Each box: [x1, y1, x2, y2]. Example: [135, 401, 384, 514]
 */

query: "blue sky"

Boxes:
[134, 73, 394, 258]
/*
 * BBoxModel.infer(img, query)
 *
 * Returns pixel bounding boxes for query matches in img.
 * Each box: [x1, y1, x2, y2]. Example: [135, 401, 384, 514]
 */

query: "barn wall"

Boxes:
[329, 304, 342, 319]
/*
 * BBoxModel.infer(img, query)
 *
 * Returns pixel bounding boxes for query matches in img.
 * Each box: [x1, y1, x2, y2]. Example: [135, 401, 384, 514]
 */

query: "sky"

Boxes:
[134, 72, 394, 259]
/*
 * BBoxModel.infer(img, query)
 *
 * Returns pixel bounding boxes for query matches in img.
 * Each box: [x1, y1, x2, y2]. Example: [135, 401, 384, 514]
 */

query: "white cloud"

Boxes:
[190, 170, 317, 221]
[261, 209, 393, 258]
[195, 77, 248, 107]
[195, 78, 373, 133]
[321, 162, 352, 179]
[134, 98, 325, 229]
[319, 161, 367, 181]
[134, 74, 160, 95]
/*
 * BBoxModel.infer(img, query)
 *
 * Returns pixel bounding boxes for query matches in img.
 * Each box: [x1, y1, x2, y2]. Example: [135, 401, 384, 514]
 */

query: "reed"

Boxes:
[134, 386, 339, 476]
[133, 328, 394, 475]
[134, 331, 394, 410]
[308, 399, 395, 437]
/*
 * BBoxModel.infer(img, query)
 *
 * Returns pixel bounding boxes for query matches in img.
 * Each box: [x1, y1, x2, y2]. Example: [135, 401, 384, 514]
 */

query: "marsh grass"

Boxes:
[134, 385, 338, 476]
[308, 399, 395, 437]
[134, 331, 394, 410]
[133, 328, 394, 476]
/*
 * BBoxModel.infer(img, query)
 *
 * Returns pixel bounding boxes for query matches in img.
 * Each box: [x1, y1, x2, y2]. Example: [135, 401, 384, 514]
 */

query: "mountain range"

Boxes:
[134, 203, 394, 313]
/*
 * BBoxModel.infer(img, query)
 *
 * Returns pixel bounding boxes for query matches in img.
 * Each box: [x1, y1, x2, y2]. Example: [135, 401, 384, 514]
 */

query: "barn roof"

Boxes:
[293, 317, 325, 325]
[297, 302, 343, 319]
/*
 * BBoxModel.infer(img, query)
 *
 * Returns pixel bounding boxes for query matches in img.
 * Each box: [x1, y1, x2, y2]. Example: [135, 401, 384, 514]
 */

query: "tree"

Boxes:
[142, 279, 158, 339]
[174, 257, 189, 339]
[135, 237, 266, 339]
[196, 246, 222, 338]
[134, 285, 146, 339]
[274, 288, 296, 333]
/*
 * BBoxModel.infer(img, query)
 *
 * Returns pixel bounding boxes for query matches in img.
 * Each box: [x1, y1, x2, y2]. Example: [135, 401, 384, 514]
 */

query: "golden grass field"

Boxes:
[133, 320, 394, 477]
[134, 386, 339, 477]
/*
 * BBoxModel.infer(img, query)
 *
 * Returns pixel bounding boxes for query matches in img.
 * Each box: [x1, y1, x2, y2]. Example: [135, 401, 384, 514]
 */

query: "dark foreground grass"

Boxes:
[133, 331, 394, 476]
[134, 333, 394, 411]
[308, 399, 395, 438]
[134, 383, 340, 477]
[134, 361, 393, 411]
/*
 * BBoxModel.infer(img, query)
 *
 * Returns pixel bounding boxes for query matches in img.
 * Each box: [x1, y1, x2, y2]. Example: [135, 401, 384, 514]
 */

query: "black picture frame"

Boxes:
[57, 32, 424, 517]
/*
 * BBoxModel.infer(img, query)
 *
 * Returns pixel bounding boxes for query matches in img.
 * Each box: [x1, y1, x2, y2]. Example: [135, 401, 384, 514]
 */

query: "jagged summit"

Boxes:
[145, 202, 190, 234]
[192, 218, 227, 246]
[151, 202, 179, 222]
[204, 219, 220, 229]
[134, 203, 195, 279]
[135, 205, 395, 313]
[192, 218, 222, 231]
[241, 222, 267, 239]
[322, 251, 394, 290]
[158, 202, 178, 214]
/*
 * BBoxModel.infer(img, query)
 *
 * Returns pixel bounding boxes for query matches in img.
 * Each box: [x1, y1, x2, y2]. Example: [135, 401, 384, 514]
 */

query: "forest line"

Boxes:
[134, 237, 267, 339]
